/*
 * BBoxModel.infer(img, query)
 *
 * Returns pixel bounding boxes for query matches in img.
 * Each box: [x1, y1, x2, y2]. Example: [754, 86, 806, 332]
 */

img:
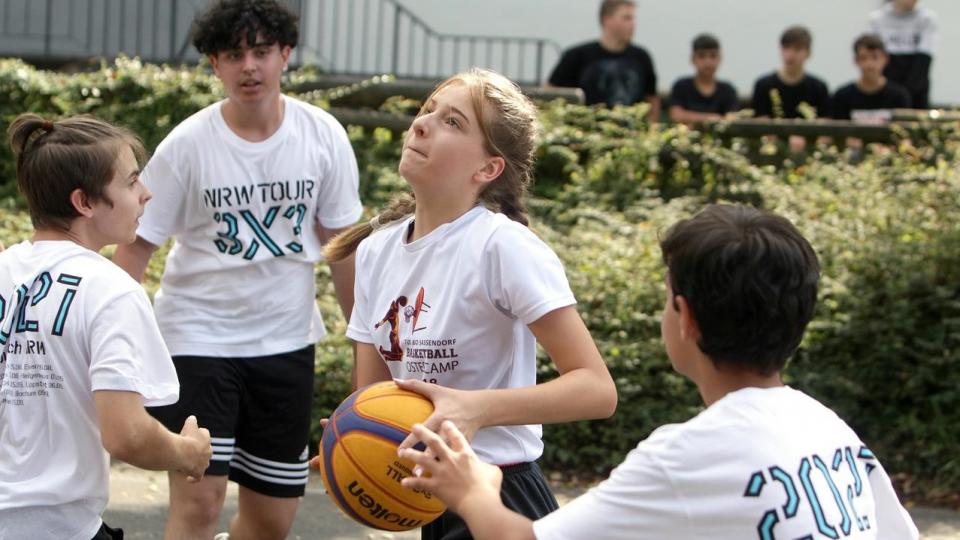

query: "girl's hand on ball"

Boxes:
[394, 379, 483, 451]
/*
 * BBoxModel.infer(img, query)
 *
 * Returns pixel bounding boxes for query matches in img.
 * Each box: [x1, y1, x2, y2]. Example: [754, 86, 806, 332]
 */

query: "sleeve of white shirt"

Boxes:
[533, 427, 689, 540]
[345, 241, 374, 344]
[136, 151, 188, 247]
[315, 121, 363, 230]
[918, 12, 937, 55]
[483, 223, 576, 325]
[868, 461, 920, 540]
[88, 289, 179, 406]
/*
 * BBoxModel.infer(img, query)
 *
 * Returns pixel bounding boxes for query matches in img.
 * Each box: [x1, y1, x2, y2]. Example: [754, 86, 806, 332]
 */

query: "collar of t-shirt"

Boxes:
[400, 205, 486, 253]
[212, 96, 292, 153]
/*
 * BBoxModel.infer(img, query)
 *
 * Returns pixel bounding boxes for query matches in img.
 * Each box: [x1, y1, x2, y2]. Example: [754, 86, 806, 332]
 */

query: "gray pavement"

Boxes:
[104, 463, 960, 539]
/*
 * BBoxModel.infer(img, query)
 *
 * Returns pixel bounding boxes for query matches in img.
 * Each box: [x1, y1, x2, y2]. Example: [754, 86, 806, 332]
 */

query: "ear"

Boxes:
[208, 54, 221, 76]
[674, 295, 702, 343]
[280, 45, 292, 70]
[474, 156, 506, 186]
[69, 188, 95, 218]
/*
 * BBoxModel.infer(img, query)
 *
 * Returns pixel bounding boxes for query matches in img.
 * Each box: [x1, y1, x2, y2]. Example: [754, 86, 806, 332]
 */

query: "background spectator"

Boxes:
[668, 33, 739, 123]
[868, 0, 937, 109]
[548, 0, 659, 120]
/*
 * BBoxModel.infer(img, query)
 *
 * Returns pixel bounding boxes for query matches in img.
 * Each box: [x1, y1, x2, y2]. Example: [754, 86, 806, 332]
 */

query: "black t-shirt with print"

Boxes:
[831, 81, 912, 120]
[751, 72, 830, 119]
[549, 41, 657, 107]
[669, 77, 740, 115]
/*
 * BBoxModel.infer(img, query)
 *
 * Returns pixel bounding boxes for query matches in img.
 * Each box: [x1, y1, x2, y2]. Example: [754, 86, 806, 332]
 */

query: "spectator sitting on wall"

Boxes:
[868, 0, 937, 110]
[668, 33, 739, 124]
[832, 33, 911, 123]
[751, 25, 830, 119]
[547, 0, 659, 121]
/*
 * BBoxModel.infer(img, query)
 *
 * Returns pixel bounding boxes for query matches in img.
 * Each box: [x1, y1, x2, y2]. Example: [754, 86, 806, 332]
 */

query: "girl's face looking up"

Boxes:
[400, 83, 500, 199]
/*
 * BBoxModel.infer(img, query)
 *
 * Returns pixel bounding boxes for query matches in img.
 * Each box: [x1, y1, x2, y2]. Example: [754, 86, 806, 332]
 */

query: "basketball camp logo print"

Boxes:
[373, 287, 460, 381]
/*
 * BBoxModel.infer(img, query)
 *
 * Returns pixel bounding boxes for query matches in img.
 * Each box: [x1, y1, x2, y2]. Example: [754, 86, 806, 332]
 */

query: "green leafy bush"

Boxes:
[1, 59, 958, 502]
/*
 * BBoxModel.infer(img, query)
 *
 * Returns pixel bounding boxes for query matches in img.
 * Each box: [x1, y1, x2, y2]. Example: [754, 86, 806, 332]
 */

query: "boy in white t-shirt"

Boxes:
[398, 204, 920, 540]
[0, 114, 211, 540]
[112, 1, 362, 538]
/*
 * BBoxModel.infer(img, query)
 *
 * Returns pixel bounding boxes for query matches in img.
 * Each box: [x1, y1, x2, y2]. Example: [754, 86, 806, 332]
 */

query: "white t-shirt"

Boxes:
[869, 3, 937, 56]
[0, 241, 177, 540]
[533, 387, 919, 540]
[137, 95, 363, 357]
[346, 206, 576, 465]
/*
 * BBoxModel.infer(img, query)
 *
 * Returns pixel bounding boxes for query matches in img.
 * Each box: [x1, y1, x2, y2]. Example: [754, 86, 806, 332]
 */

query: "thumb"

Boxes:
[183, 415, 198, 430]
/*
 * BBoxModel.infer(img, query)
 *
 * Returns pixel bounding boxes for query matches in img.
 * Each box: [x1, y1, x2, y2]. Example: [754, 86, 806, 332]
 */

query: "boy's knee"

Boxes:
[171, 480, 228, 526]
[233, 507, 296, 540]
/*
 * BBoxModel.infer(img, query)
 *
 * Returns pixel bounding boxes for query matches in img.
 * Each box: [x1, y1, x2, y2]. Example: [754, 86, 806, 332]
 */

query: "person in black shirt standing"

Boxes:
[548, 0, 659, 120]
[669, 34, 739, 123]
[832, 34, 911, 121]
[869, 0, 937, 109]
[751, 26, 830, 119]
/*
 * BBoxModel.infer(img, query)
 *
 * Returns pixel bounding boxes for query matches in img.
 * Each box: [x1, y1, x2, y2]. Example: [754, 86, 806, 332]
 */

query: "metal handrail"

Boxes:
[0, 0, 560, 85]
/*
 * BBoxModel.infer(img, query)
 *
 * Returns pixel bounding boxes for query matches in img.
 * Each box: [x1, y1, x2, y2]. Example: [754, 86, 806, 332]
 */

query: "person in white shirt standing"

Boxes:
[398, 204, 920, 540]
[319, 68, 618, 540]
[869, 0, 938, 109]
[0, 114, 212, 540]
[112, 1, 362, 539]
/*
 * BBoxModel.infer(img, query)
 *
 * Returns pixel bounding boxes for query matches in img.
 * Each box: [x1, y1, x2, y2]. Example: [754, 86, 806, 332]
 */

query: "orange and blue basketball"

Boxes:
[318, 381, 446, 531]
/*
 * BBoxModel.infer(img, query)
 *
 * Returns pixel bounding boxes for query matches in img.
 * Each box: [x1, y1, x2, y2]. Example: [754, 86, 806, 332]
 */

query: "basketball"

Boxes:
[318, 381, 446, 531]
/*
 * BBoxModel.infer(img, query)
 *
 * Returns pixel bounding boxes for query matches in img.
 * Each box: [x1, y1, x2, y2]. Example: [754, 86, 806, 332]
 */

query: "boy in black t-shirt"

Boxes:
[548, 0, 659, 120]
[751, 26, 830, 119]
[832, 34, 911, 122]
[669, 34, 739, 123]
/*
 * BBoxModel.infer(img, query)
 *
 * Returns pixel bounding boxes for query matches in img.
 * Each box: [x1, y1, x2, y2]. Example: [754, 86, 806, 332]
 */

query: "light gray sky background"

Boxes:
[398, 0, 958, 104]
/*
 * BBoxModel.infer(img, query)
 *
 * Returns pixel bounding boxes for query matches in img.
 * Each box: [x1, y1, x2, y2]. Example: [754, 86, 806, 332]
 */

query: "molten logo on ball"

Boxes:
[318, 381, 446, 531]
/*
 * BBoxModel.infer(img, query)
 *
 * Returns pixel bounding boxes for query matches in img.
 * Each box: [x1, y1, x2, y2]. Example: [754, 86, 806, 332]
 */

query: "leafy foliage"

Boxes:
[1, 59, 958, 502]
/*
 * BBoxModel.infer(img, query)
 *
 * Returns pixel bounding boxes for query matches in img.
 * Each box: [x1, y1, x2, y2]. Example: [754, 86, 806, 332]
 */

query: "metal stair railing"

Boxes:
[0, 0, 560, 84]
[298, 0, 560, 85]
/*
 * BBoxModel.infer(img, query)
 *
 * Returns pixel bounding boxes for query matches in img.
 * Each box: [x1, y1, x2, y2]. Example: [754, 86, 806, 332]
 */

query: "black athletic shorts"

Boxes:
[148, 345, 315, 498]
[91, 521, 123, 539]
[421, 461, 558, 540]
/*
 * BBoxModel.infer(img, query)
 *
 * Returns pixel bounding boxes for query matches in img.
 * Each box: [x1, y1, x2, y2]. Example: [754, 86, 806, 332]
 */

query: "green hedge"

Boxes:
[1, 59, 958, 503]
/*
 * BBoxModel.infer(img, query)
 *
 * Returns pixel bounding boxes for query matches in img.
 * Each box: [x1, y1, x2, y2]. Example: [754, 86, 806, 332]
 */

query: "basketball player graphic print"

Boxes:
[374, 287, 430, 362]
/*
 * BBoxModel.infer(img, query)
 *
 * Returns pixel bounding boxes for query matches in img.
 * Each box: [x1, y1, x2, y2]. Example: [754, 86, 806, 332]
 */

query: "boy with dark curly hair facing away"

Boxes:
[113, 1, 362, 538]
[397, 204, 919, 540]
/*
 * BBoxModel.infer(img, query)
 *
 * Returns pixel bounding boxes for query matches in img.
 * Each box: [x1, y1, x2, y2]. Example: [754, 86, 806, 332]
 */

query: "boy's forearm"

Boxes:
[459, 498, 537, 540]
[95, 391, 197, 473]
[329, 255, 356, 321]
[114, 418, 193, 472]
[112, 236, 157, 283]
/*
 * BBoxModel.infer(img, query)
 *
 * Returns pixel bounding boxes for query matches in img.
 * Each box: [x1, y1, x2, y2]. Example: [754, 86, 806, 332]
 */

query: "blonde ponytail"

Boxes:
[323, 193, 417, 262]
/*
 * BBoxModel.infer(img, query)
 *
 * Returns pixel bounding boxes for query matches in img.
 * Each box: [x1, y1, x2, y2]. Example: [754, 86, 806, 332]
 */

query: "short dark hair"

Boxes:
[660, 205, 820, 376]
[692, 33, 720, 52]
[853, 33, 886, 55]
[780, 25, 812, 50]
[599, 0, 635, 24]
[192, 0, 299, 55]
[6, 114, 146, 232]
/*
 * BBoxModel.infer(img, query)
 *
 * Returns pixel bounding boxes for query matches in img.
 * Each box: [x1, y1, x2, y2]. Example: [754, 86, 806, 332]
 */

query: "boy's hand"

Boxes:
[179, 415, 212, 482]
[398, 421, 503, 514]
[308, 418, 329, 470]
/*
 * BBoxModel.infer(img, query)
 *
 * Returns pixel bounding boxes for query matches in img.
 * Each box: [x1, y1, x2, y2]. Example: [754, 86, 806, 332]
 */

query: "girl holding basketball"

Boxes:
[322, 68, 617, 539]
